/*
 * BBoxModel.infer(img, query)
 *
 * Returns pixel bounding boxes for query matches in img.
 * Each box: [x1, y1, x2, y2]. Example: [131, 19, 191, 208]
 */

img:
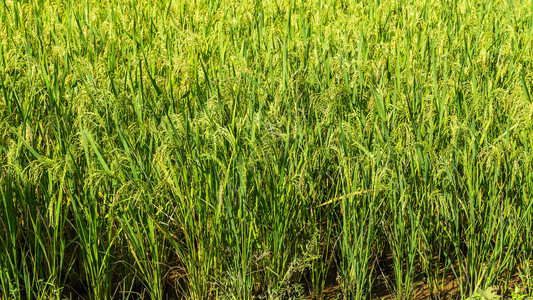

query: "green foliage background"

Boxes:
[1, 0, 533, 299]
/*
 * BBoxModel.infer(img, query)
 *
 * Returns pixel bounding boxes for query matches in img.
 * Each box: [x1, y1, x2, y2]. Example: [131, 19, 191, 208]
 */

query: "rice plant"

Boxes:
[1, 0, 533, 299]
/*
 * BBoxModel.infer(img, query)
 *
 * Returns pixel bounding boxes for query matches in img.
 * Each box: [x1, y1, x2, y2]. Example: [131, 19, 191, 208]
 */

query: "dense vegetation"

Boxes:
[1, 0, 533, 299]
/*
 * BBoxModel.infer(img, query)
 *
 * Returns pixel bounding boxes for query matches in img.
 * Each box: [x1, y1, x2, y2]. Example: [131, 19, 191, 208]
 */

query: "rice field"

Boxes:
[1, 0, 533, 299]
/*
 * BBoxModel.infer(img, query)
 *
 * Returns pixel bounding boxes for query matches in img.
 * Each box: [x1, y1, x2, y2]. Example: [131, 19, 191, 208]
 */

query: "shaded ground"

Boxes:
[306, 269, 461, 300]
